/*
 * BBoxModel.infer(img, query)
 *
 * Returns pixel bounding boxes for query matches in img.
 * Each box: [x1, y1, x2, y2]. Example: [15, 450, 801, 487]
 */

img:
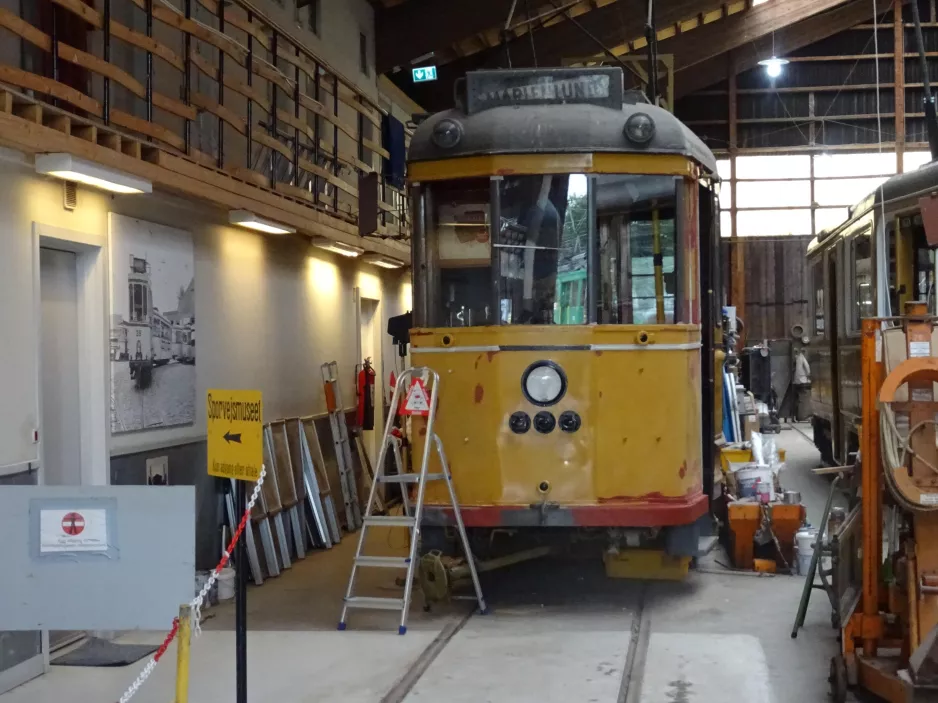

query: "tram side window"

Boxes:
[497, 174, 588, 325]
[850, 231, 874, 331]
[595, 175, 677, 324]
[811, 260, 825, 336]
[427, 178, 493, 327]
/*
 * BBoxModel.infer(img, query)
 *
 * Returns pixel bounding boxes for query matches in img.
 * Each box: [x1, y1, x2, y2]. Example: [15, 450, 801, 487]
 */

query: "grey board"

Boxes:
[0, 486, 195, 631]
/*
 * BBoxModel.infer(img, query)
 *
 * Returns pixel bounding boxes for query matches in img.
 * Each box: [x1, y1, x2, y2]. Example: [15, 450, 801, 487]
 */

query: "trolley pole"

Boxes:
[235, 479, 248, 703]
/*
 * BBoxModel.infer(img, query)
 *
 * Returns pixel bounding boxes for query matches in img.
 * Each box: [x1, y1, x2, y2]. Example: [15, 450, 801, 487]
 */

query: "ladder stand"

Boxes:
[338, 367, 487, 634]
[322, 361, 362, 531]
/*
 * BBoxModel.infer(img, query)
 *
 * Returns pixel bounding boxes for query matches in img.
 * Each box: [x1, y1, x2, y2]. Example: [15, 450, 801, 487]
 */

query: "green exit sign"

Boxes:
[412, 66, 438, 83]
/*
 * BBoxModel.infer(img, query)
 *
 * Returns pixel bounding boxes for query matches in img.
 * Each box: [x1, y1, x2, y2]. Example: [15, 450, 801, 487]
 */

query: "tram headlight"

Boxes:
[624, 112, 655, 145]
[431, 119, 463, 149]
[521, 361, 566, 406]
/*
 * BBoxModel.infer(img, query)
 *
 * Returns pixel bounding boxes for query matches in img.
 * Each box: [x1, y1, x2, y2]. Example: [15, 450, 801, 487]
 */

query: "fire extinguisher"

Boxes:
[356, 358, 376, 430]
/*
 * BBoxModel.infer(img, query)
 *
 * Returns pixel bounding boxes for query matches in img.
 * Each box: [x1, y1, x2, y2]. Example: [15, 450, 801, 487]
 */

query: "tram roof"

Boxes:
[815, 157, 938, 246]
[407, 68, 718, 175]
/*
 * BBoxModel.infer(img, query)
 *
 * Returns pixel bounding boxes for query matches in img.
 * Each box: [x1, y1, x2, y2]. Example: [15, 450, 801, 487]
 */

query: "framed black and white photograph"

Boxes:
[108, 214, 195, 434]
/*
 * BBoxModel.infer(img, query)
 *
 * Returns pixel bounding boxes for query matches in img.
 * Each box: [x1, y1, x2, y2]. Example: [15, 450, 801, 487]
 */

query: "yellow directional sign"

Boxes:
[207, 389, 263, 481]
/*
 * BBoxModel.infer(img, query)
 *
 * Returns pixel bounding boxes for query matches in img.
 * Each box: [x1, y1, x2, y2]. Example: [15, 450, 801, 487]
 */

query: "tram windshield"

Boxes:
[418, 173, 690, 327]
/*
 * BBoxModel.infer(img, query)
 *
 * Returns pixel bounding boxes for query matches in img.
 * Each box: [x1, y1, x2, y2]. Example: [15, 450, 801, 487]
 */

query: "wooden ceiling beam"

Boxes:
[393, 0, 721, 112]
[376, 0, 521, 74]
[675, 0, 893, 97]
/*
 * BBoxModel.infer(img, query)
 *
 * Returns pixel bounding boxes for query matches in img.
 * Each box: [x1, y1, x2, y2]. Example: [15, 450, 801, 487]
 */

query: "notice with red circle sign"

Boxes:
[39, 509, 109, 553]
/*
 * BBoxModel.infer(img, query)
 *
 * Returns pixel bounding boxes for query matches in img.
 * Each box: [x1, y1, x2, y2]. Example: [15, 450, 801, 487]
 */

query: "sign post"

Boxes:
[207, 389, 263, 703]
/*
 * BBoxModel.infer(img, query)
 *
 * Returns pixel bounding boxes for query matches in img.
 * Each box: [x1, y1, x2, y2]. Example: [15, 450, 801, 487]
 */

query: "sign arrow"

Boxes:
[224, 431, 242, 444]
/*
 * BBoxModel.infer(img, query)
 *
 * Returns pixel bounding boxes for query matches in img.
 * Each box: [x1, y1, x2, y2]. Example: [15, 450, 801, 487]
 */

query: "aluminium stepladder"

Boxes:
[322, 361, 362, 530]
[338, 367, 487, 634]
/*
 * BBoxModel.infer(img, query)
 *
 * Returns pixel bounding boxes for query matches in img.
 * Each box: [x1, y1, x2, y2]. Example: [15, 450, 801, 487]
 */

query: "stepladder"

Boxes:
[338, 367, 487, 634]
[322, 361, 362, 531]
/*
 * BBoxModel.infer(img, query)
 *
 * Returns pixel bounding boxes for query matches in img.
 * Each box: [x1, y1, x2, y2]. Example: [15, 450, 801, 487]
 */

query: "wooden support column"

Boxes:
[894, 0, 906, 172]
[728, 51, 744, 320]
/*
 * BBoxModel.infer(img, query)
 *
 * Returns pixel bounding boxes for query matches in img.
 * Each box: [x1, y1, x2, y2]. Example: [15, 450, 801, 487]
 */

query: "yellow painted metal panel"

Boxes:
[410, 325, 702, 509]
[408, 153, 698, 182]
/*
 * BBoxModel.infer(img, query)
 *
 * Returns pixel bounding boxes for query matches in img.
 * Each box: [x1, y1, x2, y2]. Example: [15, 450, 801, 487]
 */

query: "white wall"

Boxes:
[0, 147, 411, 468]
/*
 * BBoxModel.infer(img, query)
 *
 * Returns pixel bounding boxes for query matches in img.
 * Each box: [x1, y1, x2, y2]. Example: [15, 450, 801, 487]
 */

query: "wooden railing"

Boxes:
[0, 0, 409, 240]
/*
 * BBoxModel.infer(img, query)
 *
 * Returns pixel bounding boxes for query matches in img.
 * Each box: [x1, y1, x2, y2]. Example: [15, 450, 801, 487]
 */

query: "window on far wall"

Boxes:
[308, 0, 320, 35]
[360, 32, 369, 76]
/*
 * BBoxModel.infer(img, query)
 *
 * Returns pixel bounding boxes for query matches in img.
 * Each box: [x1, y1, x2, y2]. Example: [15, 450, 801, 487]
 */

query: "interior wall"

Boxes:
[0, 146, 411, 548]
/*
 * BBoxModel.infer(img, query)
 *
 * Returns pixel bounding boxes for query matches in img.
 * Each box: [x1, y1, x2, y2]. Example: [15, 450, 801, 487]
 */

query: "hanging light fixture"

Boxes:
[759, 56, 789, 78]
[759, 30, 789, 79]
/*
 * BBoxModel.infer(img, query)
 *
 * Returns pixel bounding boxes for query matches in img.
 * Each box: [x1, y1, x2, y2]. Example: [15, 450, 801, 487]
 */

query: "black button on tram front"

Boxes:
[559, 411, 581, 433]
[509, 411, 531, 434]
[534, 411, 556, 434]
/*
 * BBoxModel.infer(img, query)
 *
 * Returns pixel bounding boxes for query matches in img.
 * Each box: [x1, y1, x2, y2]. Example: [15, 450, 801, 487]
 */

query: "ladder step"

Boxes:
[379, 473, 445, 484]
[344, 596, 405, 610]
[355, 555, 411, 568]
[363, 516, 416, 527]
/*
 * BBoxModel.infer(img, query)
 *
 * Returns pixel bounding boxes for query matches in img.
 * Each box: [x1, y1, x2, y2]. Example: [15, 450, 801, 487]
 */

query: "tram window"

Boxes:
[850, 231, 874, 331]
[595, 175, 677, 324]
[811, 260, 825, 336]
[496, 174, 588, 325]
[426, 178, 493, 327]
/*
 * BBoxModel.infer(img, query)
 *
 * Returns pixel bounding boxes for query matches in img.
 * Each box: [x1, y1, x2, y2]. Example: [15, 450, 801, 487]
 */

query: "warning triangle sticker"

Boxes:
[401, 378, 431, 416]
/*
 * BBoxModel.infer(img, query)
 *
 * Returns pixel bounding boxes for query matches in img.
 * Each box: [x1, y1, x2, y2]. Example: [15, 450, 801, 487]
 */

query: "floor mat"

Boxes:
[52, 638, 158, 667]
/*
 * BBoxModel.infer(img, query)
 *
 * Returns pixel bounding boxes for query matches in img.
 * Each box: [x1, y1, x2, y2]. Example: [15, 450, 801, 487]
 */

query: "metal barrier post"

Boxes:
[174, 604, 192, 703]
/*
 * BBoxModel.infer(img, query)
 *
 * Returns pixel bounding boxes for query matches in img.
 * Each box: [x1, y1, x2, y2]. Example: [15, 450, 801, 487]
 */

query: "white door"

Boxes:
[39, 247, 83, 650]
[359, 297, 382, 465]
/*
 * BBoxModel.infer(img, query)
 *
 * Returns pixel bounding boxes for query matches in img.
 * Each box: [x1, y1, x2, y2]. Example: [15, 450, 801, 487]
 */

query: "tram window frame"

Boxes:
[419, 177, 494, 328]
[494, 173, 590, 325]
[594, 174, 683, 325]
[846, 226, 874, 335]
[810, 259, 825, 338]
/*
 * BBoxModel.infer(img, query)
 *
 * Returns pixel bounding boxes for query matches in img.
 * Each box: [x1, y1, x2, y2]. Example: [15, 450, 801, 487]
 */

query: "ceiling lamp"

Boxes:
[758, 56, 789, 79]
[228, 210, 296, 235]
[35, 153, 152, 194]
[311, 236, 364, 257]
[363, 253, 405, 269]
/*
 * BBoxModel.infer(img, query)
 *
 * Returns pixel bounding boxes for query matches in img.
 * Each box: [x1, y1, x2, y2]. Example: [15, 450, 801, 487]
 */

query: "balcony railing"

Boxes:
[0, 0, 409, 240]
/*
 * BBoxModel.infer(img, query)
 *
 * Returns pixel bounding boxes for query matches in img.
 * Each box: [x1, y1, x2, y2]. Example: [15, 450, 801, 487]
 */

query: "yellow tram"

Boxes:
[406, 68, 720, 573]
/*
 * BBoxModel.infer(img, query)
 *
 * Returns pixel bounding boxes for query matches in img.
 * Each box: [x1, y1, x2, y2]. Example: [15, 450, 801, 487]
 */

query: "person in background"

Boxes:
[792, 348, 811, 422]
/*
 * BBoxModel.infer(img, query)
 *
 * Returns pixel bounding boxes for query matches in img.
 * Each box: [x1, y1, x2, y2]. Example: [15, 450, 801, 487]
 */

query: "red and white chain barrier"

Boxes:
[117, 466, 267, 703]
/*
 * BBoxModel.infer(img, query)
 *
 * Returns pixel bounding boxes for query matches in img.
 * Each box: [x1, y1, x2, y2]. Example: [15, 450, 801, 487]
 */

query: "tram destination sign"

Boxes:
[466, 67, 624, 113]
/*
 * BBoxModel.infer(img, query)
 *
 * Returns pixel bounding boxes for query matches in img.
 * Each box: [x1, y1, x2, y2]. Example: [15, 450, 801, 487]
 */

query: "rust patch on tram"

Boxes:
[474, 384, 485, 404]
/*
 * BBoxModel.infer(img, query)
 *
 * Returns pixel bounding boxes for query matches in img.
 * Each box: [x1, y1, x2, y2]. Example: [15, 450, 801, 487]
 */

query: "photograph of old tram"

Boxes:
[108, 215, 196, 433]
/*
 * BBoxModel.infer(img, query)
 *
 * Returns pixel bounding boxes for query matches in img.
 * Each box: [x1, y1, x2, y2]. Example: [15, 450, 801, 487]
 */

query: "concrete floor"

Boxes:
[1, 426, 851, 703]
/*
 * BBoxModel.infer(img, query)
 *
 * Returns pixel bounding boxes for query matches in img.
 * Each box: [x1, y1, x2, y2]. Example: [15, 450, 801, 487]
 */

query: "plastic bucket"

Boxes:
[217, 567, 236, 601]
[736, 465, 774, 499]
[796, 529, 817, 576]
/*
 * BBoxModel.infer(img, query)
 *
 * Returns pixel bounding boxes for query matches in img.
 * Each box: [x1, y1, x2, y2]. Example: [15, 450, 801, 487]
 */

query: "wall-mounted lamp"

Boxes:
[363, 253, 405, 269]
[228, 210, 296, 235]
[311, 236, 364, 257]
[758, 56, 789, 79]
[35, 153, 152, 194]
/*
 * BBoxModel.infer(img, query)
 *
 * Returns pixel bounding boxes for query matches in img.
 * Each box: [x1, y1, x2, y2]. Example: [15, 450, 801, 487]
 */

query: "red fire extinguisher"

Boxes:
[356, 358, 376, 430]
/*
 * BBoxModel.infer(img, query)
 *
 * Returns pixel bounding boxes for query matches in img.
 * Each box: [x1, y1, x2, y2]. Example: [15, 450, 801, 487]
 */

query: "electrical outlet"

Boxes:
[146, 456, 169, 486]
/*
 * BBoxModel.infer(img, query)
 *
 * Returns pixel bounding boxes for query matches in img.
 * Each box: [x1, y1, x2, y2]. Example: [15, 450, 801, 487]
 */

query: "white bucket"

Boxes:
[194, 572, 213, 609]
[217, 567, 236, 601]
[736, 465, 774, 499]
[795, 529, 817, 576]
